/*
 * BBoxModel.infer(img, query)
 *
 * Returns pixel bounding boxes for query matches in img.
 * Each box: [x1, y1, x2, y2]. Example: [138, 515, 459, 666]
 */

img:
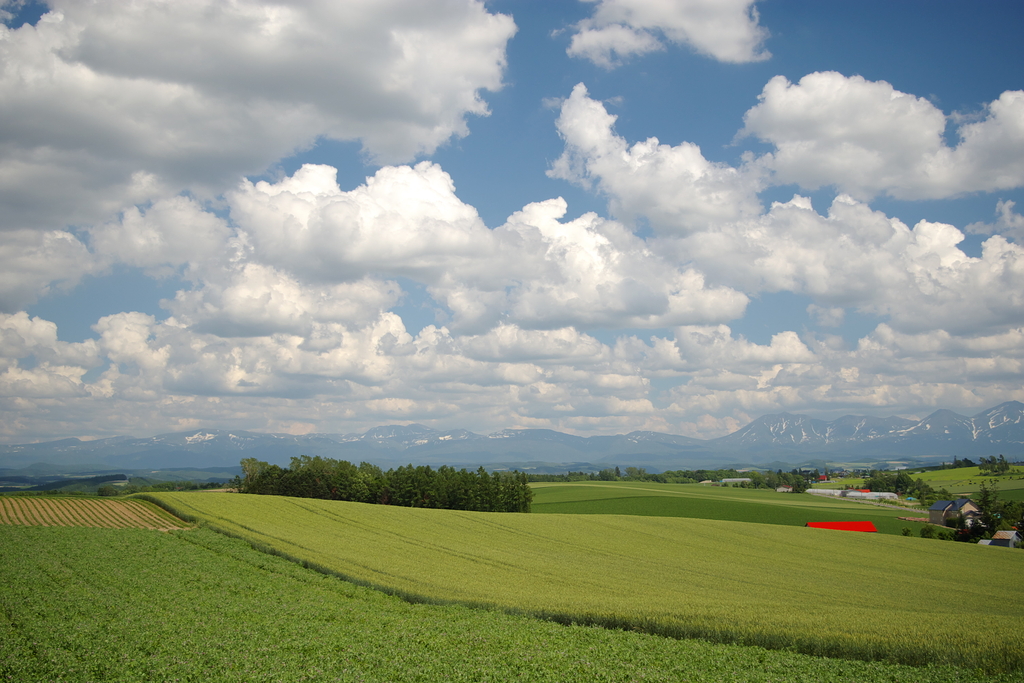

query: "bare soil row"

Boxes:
[0, 496, 189, 531]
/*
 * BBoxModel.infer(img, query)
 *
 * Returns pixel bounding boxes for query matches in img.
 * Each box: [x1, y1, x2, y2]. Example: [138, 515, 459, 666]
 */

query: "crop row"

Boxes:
[147, 492, 1024, 673]
[0, 495, 189, 530]
[1, 525, 1017, 682]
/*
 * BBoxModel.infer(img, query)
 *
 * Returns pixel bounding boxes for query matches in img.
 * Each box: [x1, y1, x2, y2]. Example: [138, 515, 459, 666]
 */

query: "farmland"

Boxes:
[818, 467, 1024, 501]
[144, 491, 1024, 672]
[5, 525, 1013, 683]
[907, 467, 1024, 500]
[0, 495, 190, 530]
[531, 481, 917, 534]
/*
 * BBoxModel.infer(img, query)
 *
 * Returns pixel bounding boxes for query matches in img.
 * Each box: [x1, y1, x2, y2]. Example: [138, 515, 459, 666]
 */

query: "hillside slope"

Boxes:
[147, 492, 1024, 672]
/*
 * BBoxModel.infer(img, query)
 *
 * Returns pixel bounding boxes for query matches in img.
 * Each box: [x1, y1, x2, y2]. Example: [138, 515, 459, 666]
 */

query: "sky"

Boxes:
[1, 0, 1023, 444]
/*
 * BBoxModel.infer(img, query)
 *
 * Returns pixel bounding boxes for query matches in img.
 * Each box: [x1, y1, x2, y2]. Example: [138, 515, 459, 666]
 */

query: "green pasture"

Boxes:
[813, 467, 1024, 501]
[531, 482, 919, 535]
[3, 526, 1011, 683]
[906, 467, 1024, 498]
[812, 477, 865, 488]
[146, 492, 1023, 672]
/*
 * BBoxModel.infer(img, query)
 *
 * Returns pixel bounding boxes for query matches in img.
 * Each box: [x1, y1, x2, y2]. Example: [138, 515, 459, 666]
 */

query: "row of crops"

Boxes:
[2, 524, 1017, 682]
[146, 491, 1024, 673]
[0, 495, 189, 530]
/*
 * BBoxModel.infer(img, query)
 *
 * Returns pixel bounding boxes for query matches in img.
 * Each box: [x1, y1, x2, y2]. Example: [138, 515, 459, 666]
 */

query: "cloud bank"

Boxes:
[1, 3, 1022, 443]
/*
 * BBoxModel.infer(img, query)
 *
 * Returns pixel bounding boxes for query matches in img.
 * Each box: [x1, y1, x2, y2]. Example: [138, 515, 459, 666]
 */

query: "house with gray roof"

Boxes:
[928, 498, 980, 526]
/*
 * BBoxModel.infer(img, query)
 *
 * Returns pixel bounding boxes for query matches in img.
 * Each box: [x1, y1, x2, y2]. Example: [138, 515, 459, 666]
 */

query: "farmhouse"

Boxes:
[721, 478, 752, 484]
[928, 499, 980, 526]
[978, 530, 1021, 548]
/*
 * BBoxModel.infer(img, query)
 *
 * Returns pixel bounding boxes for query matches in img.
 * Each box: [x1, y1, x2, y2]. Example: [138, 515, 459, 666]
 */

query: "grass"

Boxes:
[530, 482, 921, 534]
[903, 467, 1024, 498]
[143, 492, 1024, 672]
[4, 525, 1012, 683]
[810, 467, 1024, 502]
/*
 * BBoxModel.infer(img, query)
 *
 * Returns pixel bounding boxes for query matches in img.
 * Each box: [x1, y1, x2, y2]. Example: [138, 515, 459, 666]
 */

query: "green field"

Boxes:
[143, 492, 1023, 672]
[531, 482, 921, 534]
[5, 525, 1013, 683]
[904, 467, 1024, 499]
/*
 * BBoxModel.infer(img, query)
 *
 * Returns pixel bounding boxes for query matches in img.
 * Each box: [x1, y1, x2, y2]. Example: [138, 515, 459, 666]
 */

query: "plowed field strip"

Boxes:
[46, 498, 87, 527]
[116, 501, 173, 530]
[7, 498, 31, 525]
[77, 499, 126, 528]
[32, 498, 67, 527]
[53, 498, 92, 526]
[129, 500, 177, 524]
[58, 498, 106, 527]
[23, 499, 50, 526]
[0, 497, 190, 530]
[7, 498, 34, 526]
[54, 498, 95, 526]
[0, 497, 20, 524]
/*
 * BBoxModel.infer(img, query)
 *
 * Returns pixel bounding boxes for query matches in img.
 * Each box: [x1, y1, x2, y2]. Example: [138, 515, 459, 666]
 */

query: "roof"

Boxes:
[929, 499, 974, 512]
[992, 530, 1020, 541]
[805, 521, 878, 532]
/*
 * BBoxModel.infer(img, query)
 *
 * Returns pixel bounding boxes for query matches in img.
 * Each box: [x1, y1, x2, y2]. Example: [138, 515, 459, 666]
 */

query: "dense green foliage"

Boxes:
[530, 482, 916, 534]
[979, 455, 1012, 475]
[146, 492, 1024, 672]
[4, 526, 1012, 683]
[861, 470, 945, 503]
[238, 455, 532, 512]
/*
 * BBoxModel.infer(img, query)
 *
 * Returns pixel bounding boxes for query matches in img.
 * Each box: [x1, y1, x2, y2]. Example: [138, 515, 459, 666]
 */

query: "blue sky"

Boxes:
[2, 0, 1023, 443]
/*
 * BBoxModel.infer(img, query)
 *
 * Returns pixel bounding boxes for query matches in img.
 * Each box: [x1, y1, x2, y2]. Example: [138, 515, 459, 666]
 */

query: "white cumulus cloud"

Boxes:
[0, 0, 515, 230]
[741, 72, 1024, 200]
[567, 0, 769, 67]
[549, 83, 764, 233]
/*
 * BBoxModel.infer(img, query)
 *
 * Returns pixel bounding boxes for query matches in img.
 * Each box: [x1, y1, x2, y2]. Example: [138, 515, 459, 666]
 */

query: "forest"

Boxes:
[236, 456, 533, 512]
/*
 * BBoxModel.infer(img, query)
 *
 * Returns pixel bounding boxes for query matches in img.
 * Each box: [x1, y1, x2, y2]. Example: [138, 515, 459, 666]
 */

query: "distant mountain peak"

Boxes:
[2, 402, 1023, 472]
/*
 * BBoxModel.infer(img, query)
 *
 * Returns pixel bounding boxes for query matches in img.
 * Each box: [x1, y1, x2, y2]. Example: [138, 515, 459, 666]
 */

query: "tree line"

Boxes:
[235, 455, 533, 512]
[862, 470, 943, 502]
[943, 455, 1015, 474]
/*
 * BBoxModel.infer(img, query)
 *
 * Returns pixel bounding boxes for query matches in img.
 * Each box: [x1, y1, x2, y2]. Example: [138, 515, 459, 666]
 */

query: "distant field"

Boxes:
[5, 525, 1011, 683]
[813, 478, 865, 488]
[814, 468, 1024, 501]
[0, 495, 189, 530]
[906, 467, 1024, 498]
[146, 492, 1023, 672]
[531, 482, 919, 535]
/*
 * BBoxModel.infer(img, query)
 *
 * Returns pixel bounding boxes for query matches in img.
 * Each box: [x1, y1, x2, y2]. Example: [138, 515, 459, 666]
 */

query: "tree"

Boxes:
[979, 455, 1010, 475]
[975, 480, 1001, 534]
[623, 467, 647, 480]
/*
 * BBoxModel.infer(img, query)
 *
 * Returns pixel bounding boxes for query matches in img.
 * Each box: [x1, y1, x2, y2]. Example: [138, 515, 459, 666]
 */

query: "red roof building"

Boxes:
[805, 521, 878, 532]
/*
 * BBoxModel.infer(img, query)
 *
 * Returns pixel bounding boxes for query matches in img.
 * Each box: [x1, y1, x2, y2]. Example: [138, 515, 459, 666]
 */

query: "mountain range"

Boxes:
[1, 401, 1022, 474]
